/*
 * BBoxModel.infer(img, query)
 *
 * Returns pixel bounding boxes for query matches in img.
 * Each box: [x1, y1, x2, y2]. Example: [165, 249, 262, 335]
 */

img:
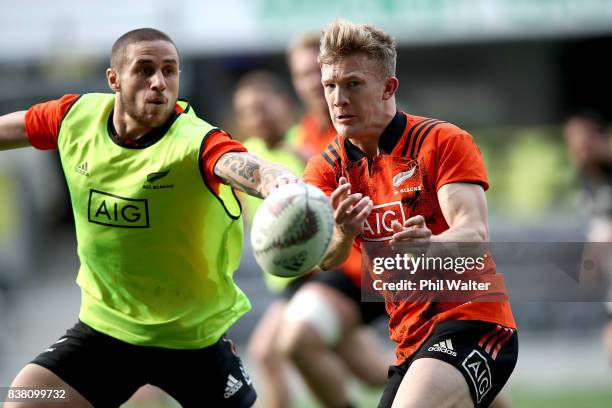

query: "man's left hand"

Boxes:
[389, 215, 432, 244]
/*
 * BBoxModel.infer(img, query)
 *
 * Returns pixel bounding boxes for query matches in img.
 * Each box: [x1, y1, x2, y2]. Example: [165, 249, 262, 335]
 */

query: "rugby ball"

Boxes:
[251, 183, 334, 277]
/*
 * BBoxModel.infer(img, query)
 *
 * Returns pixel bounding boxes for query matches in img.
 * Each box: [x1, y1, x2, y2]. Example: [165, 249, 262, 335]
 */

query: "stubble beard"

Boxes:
[121, 92, 172, 129]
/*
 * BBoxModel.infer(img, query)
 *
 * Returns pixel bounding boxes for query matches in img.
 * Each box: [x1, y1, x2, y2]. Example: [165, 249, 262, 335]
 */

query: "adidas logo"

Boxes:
[428, 339, 457, 357]
[223, 374, 243, 399]
[44, 337, 68, 353]
[75, 162, 89, 176]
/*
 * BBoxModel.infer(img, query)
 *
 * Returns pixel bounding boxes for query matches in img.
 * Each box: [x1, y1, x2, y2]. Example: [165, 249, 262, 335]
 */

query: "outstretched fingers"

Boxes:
[330, 177, 351, 209]
[390, 215, 432, 243]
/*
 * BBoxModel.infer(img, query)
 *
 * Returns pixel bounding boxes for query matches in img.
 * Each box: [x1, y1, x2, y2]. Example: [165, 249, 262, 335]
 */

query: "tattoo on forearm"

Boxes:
[260, 166, 285, 190]
[214, 152, 294, 198]
[228, 154, 258, 181]
[215, 153, 262, 197]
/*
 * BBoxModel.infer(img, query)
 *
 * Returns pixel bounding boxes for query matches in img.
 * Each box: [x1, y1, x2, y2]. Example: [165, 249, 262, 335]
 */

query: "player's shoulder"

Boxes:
[434, 122, 473, 145]
[76, 93, 113, 104]
[177, 108, 224, 139]
[407, 113, 474, 149]
[307, 136, 343, 173]
[407, 113, 465, 135]
[305, 152, 331, 175]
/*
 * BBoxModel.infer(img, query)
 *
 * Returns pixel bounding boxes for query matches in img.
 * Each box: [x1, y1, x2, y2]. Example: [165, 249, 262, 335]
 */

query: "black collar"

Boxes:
[107, 110, 180, 149]
[344, 111, 406, 161]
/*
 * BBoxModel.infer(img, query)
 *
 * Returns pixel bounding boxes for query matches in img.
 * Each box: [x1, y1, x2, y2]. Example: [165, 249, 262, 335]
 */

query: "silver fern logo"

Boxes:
[392, 166, 416, 187]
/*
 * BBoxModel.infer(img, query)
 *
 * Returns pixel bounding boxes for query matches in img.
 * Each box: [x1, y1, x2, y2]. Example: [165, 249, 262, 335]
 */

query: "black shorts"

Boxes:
[282, 269, 387, 325]
[378, 320, 518, 408]
[31, 321, 257, 408]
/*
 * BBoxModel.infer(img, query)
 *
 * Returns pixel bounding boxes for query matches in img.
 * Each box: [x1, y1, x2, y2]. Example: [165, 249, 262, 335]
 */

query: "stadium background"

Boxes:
[1, 1, 612, 406]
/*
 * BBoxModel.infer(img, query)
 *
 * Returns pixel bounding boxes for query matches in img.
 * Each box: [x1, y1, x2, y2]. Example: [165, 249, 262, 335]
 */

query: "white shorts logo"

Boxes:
[462, 349, 492, 404]
[223, 374, 243, 399]
[427, 339, 457, 357]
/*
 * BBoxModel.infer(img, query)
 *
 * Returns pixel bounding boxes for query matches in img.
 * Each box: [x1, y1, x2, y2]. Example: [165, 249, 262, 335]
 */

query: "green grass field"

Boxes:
[294, 386, 612, 408]
[507, 387, 612, 408]
[119, 383, 612, 407]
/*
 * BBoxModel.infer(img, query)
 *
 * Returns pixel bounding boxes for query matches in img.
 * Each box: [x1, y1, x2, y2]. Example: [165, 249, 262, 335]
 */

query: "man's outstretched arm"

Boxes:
[0, 111, 29, 151]
[214, 151, 298, 199]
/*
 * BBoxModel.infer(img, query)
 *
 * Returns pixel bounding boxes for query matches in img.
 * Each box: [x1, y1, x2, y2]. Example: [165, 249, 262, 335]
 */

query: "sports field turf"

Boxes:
[120, 385, 612, 407]
[295, 386, 612, 408]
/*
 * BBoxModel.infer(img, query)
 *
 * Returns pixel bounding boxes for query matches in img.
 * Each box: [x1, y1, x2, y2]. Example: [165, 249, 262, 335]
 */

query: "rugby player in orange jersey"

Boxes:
[248, 32, 392, 408]
[303, 20, 518, 408]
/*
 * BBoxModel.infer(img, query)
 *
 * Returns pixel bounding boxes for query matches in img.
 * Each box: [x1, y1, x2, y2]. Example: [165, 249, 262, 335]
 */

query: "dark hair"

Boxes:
[565, 109, 608, 133]
[111, 28, 177, 70]
[234, 70, 292, 99]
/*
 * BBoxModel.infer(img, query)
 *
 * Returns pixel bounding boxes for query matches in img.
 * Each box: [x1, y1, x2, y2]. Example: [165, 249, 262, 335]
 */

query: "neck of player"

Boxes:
[112, 103, 160, 141]
[349, 106, 396, 158]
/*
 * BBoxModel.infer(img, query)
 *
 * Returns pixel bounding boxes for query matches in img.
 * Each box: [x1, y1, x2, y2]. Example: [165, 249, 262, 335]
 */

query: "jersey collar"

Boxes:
[107, 105, 182, 149]
[344, 111, 407, 161]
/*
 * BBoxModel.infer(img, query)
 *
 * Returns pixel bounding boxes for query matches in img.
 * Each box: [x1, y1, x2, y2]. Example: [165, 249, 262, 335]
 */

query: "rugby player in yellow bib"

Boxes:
[0, 28, 298, 408]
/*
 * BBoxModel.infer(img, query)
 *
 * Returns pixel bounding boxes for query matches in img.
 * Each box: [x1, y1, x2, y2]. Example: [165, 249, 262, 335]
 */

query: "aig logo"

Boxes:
[362, 201, 406, 241]
[88, 189, 149, 228]
[462, 350, 492, 404]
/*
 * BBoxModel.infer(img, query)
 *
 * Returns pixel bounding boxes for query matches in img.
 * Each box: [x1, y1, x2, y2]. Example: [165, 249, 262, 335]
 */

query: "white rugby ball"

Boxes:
[251, 183, 334, 277]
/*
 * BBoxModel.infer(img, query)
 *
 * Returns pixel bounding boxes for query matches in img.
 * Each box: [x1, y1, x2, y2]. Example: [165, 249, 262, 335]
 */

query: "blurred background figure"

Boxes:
[232, 70, 304, 407]
[563, 111, 612, 365]
[563, 112, 612, 242]
[286, 32, 337, 160]
[233, 70, 303, 223]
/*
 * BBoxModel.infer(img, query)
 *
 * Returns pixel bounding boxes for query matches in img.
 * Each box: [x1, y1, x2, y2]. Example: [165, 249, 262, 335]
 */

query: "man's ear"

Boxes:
[106, 68, 120, 93]
[382, 76, 399, 100]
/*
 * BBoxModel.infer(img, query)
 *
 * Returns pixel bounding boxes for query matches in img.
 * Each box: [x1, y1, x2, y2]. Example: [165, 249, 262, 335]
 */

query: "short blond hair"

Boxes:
[319, 20, 396, 78]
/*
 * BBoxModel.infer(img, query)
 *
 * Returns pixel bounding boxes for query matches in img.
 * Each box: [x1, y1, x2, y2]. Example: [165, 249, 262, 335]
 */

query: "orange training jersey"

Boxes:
[303, 111, 516, 364]
[293, 113, 337, 157]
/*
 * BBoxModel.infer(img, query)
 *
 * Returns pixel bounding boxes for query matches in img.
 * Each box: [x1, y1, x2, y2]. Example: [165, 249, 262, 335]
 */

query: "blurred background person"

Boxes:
[233, 70, 303, 224]
[563, 111, 612, 364]
[564, 111, 612, 242]
[286, 32, 337, 160]
[232, 70, 305, 407]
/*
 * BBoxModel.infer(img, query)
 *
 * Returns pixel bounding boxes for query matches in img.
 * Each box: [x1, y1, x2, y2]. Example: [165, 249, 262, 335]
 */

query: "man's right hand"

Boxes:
[330, 176, 373, 238]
